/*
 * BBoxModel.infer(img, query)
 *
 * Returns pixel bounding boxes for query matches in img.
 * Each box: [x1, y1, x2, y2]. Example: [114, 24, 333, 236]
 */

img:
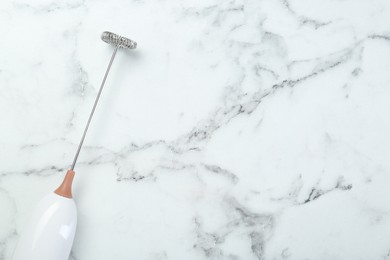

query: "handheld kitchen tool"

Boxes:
[12, 31, 137, 260]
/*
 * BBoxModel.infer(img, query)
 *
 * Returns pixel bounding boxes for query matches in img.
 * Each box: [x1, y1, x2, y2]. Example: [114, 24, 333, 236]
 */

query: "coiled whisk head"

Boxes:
[101, 31, 137, 49]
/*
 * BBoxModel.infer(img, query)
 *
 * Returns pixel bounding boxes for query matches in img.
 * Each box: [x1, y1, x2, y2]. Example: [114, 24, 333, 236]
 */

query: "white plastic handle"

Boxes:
[12, 193, 77, 260]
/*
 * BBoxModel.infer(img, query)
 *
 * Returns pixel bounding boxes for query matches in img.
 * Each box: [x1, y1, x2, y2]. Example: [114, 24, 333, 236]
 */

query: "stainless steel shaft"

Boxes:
[70, 32, 137, 170]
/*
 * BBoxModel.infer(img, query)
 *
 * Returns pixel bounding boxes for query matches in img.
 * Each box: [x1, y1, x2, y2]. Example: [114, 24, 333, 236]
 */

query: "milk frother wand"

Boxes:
[12, 31, 137, 260]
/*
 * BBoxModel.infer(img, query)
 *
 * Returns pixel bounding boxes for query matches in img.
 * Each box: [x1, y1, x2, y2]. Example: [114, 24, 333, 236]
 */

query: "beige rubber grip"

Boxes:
[54, 170, 75, 198]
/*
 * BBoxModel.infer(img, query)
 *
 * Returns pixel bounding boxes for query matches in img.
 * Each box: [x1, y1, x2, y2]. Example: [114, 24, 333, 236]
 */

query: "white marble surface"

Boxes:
[1, 0, 390, 259]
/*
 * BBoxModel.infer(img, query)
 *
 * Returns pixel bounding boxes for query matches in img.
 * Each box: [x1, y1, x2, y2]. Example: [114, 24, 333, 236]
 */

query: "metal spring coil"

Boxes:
[101, 31, 137, 49]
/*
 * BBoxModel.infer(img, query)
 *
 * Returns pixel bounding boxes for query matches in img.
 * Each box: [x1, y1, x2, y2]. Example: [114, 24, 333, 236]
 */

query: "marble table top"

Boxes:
[1, 0, 390, 259]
